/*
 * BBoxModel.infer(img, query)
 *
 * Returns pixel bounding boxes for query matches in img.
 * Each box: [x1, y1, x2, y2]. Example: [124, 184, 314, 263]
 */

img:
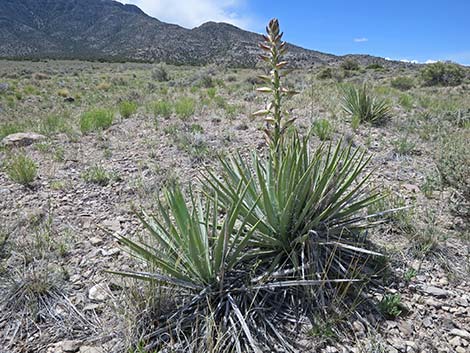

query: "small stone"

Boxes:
[450, 329, 470, 340]
[89, 237, 103, 246]
[79, 346, 104, 353]
[103, 219, 121, 233]
[456, 347, 466, 353]
[352, 321, 365, 336]
[399, 321, 413, 336]
[422, 317, 433, 329]
[448, 336, 461, 347]
[60, 340, 81, 352]
[421, 286, 448, 298]
[88, 284, 109, 301]
[424, 298, 442, 308]
[1, 132, 46, 147]
[100, 248, 120, 257]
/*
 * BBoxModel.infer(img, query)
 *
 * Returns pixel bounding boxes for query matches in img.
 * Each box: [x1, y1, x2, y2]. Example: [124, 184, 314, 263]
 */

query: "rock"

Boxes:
[89, 237, 103, 246]
[100, 248, 120, 257]
[422, 317, 433, 329]
[59, 340, 81, 352]
[102, 219, 121, 233]
[0, 82, 9, 92]
[64, 97, 75, 102]
[421, 286, 448, 298]
[398, 321, 413, 336]
[2, 132, 46, 147]
[449, 336, 461, 347]
[88, 284, 109, 301]
[79, 346, 104, 353]
[456, 347, 466, 353]
[352, 321, 365, 336]
[450, 329, 470, 340]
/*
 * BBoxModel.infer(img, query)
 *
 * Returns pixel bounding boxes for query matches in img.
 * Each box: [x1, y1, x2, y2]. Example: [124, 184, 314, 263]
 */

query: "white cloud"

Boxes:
[119, 0, 252, 29]
[399, 59, 419, 64]
[353, 37, 368, 43]
[425, 59, 437, 64]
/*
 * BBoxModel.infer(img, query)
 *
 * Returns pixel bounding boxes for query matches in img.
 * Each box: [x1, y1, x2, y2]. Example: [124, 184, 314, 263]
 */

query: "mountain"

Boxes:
[0, 0, 396, 67]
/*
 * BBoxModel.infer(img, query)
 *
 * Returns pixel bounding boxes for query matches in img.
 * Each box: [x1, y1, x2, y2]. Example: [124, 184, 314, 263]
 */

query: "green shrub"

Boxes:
[311, 118, 333, 140]
[341, 59, 360, 71]
[341, 84, 392, 125]
[420, 62, 465, 86]
[391, 76, 415, 91]
[174, 97, 196, 119]
[119, 101, 138, 118]
[317, 67, 333, 79]
[79, 108, 114, 133]
[4, 153, 37, 186]
[366, 63, 384, 70]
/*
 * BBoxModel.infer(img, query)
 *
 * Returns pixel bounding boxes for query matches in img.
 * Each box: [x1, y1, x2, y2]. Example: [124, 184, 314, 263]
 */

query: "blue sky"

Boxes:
[121, 0, 470, 65]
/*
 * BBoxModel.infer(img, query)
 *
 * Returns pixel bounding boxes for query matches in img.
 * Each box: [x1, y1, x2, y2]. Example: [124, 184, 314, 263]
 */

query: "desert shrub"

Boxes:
[391, 76, 415, 91]
[341, 59, 360, 71]
[79, 108, 114, 133]
[420, 62, 465, 86]
[4, 153, 37, 186]
[311, 118, 333, 140]
[435, 131, 469, 200]
[341, 84, 391, 125]
[174, 97, 196, 119]
[366, 63, 384, 70]
[317, 67, 333, 79]
[57, 89, 70, 97]
[119, 101, 138, 118]
[152, 63, 170, 82]
[96, 82, 111, 91]
[148, 100, 172, 118]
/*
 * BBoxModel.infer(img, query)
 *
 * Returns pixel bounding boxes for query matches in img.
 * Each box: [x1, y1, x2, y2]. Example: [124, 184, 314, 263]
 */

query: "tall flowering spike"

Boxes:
[254, 18, 297, 164]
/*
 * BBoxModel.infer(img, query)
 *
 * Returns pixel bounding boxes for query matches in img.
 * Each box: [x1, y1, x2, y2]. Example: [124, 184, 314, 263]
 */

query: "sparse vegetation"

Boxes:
[174, 97, 196, 120]
[80, 108, 114, 133]
[3, 153, 37, 186]
[81, 165, 114, 186]
[391, 76, 415, 91]
[341, 59, 360, 71]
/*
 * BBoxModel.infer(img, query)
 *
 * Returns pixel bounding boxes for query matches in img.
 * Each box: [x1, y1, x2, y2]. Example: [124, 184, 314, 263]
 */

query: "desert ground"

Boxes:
[0, 59, 469, 353]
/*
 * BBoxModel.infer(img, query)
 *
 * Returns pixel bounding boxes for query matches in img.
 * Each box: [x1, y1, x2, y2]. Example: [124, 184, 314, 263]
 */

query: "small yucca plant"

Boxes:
[341, 84, 391, 125]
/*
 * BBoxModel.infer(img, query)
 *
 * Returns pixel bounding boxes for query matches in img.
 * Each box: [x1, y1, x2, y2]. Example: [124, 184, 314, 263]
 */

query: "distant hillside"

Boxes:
[0, 0, 403, 67]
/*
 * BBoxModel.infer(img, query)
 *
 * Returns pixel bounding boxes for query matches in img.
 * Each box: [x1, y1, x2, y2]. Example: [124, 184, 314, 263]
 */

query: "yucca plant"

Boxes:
[112, 186, 270, 352]
[204, 134, 384, 279]
[341, 84, 391, 125]
[116, 18, 391, 352]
